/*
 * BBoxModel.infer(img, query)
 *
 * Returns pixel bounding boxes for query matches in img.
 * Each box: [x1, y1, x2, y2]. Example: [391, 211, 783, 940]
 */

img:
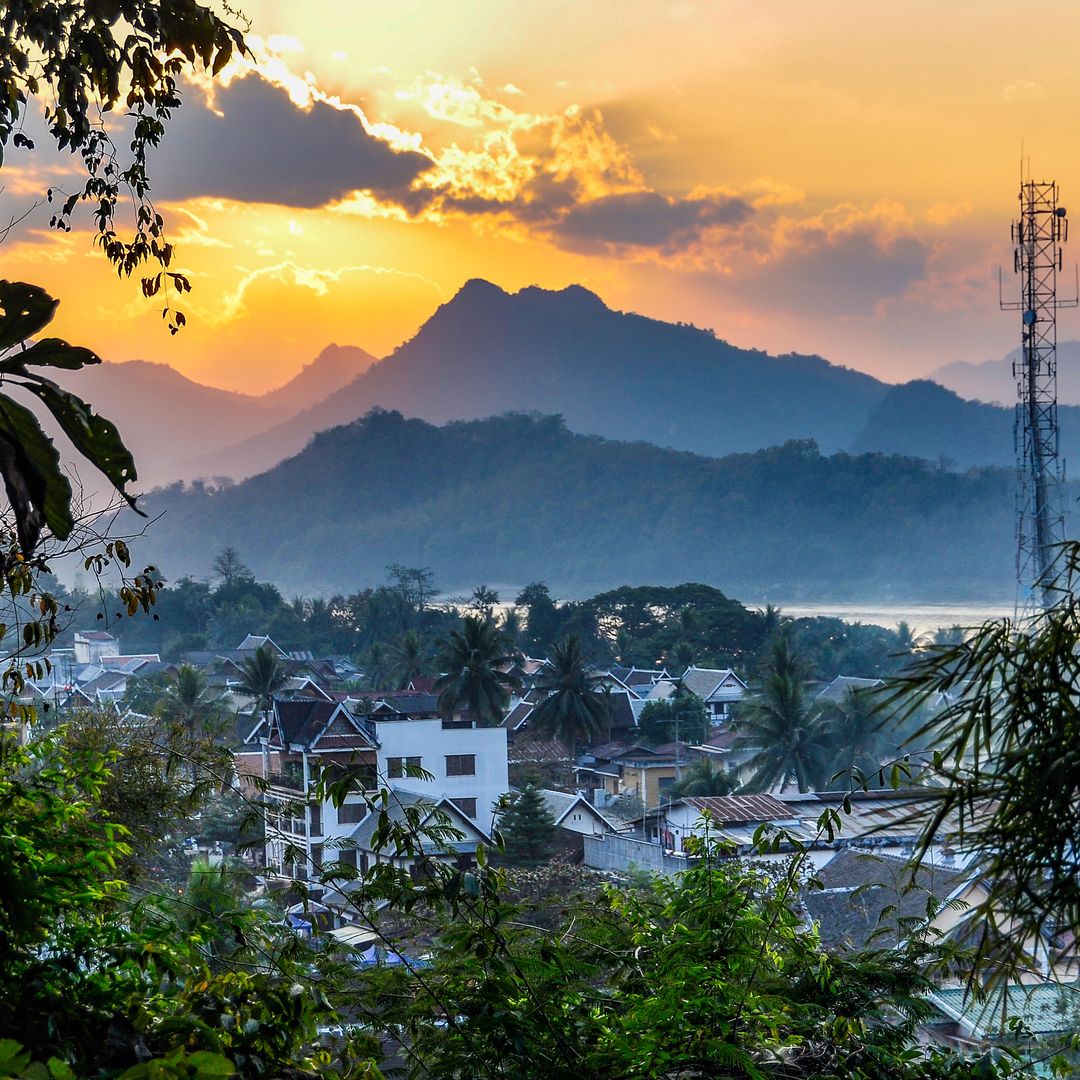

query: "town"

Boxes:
[4, 3, 1080, 1078]
[10, 563, 1075, 1064]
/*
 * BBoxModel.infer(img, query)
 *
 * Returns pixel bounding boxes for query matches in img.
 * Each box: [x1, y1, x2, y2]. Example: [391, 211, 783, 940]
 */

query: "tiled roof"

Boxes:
[237, 634, 287, 655]
[696, 728, 740, 751]
[804, 848, 969, 950]
[607, 690, 636, 731]
[539, 788, 617, 830]
[501, 701, 534, 731]
[680, 666, 745, 700]
[79, 671, 128, 696]
[578, 762, 620, 777]
[368, 692, 441, 716]
[268, 699, 372, 749]
[645, 679, 677, 701]
[507, 737, 570, 764]
[349, 789, 486, 849]
[273, 698, 337, 745]
[588, 740, 633, 760]
[99, 654, 160, 672]
[177, 650, 247, 668]
[927, 983, 1080, 1039]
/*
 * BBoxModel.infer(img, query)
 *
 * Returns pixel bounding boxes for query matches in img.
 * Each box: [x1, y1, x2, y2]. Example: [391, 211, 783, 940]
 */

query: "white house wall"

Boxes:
[559, 807, 612, 837]
[374, 719, 509, 833]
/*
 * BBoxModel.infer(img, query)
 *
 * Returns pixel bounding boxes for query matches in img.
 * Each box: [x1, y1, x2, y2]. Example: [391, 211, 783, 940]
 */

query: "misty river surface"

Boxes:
[752, 601, 1014, 634]
[474, 591, 1015, 637]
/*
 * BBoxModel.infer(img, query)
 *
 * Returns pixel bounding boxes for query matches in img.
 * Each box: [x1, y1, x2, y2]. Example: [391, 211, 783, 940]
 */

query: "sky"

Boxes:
[4, 1, 1080, 393]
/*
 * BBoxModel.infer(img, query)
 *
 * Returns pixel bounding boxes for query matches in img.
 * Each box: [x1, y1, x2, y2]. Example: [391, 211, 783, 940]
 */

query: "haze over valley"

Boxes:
[35, 279, 1071, 603]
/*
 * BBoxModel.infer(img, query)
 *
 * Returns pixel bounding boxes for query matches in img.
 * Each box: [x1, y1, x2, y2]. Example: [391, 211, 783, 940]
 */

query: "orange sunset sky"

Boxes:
[3, 1, 1080, 393]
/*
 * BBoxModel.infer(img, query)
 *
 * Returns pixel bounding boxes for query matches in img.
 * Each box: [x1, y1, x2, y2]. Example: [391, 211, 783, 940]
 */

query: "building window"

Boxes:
[387, 755, 422, 779]
[451, 797, 477, 818]
[337, 802, 367, 824]
[340, 848, 358, 868]
[310, 802, 322, 835]
[445, 754, 476, 776]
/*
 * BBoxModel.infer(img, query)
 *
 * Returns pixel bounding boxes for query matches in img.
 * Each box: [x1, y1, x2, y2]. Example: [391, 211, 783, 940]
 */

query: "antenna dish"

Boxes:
[1024, 309, 1037, 325]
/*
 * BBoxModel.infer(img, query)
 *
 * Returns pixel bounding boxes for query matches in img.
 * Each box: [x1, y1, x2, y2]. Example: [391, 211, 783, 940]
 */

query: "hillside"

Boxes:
[257, 344, 378, 412]
[852, 379, 1080, 469]
[137, 410, 1025, 600]
[30, 360, 290, 489]
[931, 342, 1080, 406]
[178, 279, 891, 480]
[34, 346, 374, 491]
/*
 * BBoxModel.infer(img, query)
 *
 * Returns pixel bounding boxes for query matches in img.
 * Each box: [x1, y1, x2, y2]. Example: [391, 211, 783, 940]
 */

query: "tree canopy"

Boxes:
[2, 0, 248, 325]
[434, 615, 520, 726]
[527, 634, 610, 754]
[885, 542, 1080, 983]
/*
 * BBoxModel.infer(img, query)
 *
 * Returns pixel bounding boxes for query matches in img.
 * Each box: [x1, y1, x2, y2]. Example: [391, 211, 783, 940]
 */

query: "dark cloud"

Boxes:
[549, 190, 752, 252]
[153, 74, 431, 208]
[747, 229, 929, 316]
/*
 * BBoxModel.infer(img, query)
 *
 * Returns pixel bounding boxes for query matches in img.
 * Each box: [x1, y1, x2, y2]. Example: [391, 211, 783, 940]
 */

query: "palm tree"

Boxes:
[896, 620, 918, 652]
[819, 687, 896, 787]
[671, 639, 697, 671]
[433, 616, 521, 727]
[933, 625, 965, 646]
[767, 629, 809, 682]
[669, 758, 737, 799]
[154, 859, 246, 968]
[160, 664, 221, 738]
[528, 634, 610, 757]
[501, 606, 524, 651]
[759, 603, 786, 638]
[735, 648, 831, 793]
[235, 645, 289, 727]
[468, 584, 500, 623]
[363, 641, 392, 691]
[388, 629, 427, 689]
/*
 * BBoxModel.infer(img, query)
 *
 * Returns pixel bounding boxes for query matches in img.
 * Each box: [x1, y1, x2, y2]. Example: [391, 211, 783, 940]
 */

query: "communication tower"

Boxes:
[1002, 177, 1076, 611]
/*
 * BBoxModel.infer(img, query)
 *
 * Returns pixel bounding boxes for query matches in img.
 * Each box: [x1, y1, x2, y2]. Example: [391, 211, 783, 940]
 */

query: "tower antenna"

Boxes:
[1001, 175, 1077, 613]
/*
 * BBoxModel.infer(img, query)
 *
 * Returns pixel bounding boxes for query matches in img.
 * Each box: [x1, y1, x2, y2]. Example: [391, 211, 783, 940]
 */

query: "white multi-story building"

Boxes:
[372, 714, 509, 835]
[236, 694, 509, 885]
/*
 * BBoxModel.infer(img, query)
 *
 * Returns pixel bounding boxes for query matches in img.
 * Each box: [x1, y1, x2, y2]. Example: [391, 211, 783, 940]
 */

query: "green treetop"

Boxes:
[497, 784, 558, 866]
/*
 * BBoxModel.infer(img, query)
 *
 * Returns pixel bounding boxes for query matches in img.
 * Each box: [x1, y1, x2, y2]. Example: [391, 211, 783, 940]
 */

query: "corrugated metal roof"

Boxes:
[684, 794, 792, 822]
[927, 983, 1080, 1039]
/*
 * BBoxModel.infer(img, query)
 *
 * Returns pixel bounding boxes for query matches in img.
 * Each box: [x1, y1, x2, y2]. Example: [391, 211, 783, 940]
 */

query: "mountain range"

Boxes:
[45, 279, 1080, 494]
[46, 278, 1080, 490]
[37, 344, 375, 490]
[134, 410, 1023, 600]
[932, 342, 1080, 406]
[175, 279, 892, 481]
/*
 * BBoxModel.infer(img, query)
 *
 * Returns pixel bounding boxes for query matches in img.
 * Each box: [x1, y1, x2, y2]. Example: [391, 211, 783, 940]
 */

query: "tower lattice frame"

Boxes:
[1002, 178, 1076, 611]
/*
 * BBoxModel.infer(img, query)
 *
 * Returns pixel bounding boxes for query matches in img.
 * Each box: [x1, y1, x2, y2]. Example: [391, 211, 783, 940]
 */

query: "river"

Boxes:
[745, 600, 1013, 635]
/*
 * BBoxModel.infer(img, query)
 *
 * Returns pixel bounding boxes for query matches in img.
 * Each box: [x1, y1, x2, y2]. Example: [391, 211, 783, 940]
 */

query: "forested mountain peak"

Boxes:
[139, 409, 1020, 600]
[258, 343, 378, 412]
[179, 278, 891, 482]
